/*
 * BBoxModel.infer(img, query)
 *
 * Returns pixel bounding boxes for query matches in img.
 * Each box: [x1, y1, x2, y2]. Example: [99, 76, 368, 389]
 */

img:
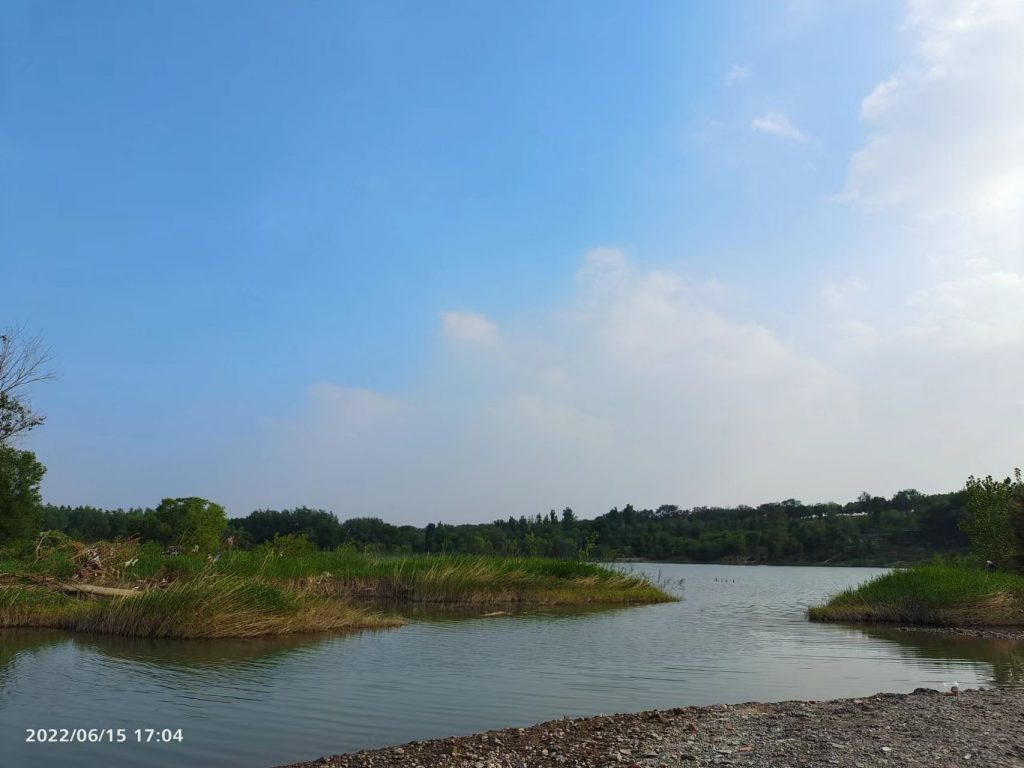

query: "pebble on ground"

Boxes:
[276, 687, 1024, 768]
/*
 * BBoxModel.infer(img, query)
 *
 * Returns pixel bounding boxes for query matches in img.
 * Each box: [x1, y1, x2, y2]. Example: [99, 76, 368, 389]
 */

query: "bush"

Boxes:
[961, 470, 1022, 570]
[0, 448, 45, 544]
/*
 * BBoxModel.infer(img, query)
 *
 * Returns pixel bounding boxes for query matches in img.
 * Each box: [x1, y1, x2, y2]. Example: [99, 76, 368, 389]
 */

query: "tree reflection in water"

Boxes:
[857, 625, 1024, 688]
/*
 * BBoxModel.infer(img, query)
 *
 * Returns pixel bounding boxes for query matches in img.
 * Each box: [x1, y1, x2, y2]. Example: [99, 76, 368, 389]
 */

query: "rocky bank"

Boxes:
[276, 687, 1024, 768]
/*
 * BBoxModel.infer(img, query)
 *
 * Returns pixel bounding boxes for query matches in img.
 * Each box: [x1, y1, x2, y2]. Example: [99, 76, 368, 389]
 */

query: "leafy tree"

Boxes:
[561, 507, 576, 529]
[149, 497, 227, 552]
[961, 470, 1022, 569]
[1010, 487, 1024, 572]
[0, 447, 46, 543]
[37, 484, 980, 565]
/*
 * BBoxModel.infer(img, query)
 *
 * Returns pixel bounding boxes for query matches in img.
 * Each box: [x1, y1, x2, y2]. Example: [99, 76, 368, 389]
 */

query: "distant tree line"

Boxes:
[34, 487, 986, 565]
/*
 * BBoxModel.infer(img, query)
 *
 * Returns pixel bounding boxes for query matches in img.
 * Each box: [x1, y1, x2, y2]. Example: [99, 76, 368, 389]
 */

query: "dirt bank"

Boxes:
[276, 687, 1023, 768]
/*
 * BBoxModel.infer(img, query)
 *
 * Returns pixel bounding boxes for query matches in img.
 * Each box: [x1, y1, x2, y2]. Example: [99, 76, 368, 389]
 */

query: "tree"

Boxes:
[149, 497, 227, 552]
[0, 329, 54, 446]
[1010, 486, 1024, 572]
[0, 447, 46, 543]
[961, 471, 1022, 569]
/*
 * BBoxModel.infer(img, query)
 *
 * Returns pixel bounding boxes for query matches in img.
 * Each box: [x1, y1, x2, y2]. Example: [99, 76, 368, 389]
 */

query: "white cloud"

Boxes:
[229, 250, 869, 520]
[842, 0, 1024, 227]
[859, 77, 900, 121]
[839, 0, 1024, 358]
[725, 64, 752, 86]
[820, 278, 868, 310]
[907, 271, 1024, 347]
[305, 383, 406, 426]
[752, 112, 809, 142]
[440, 311, 501, 347]
[131, 0, 1024, 523]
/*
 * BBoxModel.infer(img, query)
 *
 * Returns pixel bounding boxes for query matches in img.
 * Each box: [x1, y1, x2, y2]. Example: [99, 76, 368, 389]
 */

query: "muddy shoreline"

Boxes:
[276, 687, 1024, 768]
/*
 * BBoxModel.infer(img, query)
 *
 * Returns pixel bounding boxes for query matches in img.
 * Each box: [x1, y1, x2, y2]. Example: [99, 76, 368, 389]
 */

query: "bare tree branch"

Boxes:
[0, 326, 55, 445]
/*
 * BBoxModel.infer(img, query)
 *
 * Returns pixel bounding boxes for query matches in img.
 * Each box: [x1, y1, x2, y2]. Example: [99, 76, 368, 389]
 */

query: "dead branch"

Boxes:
[59, 583, 141, 598]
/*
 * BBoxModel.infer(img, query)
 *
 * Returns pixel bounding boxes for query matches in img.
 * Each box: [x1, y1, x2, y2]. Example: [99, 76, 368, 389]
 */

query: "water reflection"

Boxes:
[857, 625, 1024, 687]
[0, 629, 70, 686]
[0, 627, 337, 672]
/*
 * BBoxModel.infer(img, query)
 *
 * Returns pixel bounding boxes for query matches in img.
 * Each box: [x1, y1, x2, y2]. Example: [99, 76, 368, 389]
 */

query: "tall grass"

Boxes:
[809, 565, 1024, 626]
[0, 546, 672, 638]
[0, 575, 401, 638]
[210, 552, 673, 605]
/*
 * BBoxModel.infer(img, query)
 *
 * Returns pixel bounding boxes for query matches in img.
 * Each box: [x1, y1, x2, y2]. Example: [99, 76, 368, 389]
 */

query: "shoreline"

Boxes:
[892, 624, 1024, 641]
[275, 687, 1024, 768]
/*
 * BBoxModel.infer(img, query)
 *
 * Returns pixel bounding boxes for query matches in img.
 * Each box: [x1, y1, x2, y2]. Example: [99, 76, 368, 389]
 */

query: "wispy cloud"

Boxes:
[57, 0, 1024, 523]
[752, 112, 809, 142]
[725, 64, 752, 86]
[440, 311, 501, 347]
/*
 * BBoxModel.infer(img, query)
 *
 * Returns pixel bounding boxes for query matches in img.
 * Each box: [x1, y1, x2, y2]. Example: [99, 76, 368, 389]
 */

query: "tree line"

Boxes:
[36, 487, 979, 565]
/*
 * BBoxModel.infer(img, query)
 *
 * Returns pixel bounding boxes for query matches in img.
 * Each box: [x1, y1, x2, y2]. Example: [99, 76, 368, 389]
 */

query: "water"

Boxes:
[2, 564, 1021, 768]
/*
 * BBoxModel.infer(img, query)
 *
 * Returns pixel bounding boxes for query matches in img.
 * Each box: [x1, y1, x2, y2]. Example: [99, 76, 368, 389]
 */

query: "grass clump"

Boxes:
[63, 575, 401, 638]
[809, 565, 1024, 626]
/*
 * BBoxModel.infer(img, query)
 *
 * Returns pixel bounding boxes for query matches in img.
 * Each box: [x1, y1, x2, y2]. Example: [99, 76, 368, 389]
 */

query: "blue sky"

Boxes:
[4, 1, 1022, 522]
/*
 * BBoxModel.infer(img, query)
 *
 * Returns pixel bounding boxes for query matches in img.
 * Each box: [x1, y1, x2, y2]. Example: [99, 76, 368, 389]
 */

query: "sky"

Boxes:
[2, 0, 1022, 523]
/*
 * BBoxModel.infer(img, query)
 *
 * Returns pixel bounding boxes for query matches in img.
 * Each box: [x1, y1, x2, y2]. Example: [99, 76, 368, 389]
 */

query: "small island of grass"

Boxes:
[0, 538, 674, 639]
[811, 470, 1024, 631]
[808, 564, 1024, 626]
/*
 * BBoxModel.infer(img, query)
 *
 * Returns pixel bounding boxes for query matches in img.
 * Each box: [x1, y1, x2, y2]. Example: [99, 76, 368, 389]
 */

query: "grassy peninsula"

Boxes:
[0, 538, 673, 639]
[811, 470, 1024, 630]
[808, 564, 1024, 626]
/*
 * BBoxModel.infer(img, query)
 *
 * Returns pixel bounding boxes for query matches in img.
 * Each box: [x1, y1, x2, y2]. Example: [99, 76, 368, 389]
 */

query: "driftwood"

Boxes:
[59, 583, 140, 598]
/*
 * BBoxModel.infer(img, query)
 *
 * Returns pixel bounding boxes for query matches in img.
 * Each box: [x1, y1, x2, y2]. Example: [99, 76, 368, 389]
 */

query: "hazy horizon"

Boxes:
[5, 1, 1022, 524]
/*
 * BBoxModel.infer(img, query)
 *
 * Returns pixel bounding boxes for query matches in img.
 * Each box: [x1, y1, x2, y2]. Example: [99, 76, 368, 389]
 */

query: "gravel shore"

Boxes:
[276, 687, 1024, 768]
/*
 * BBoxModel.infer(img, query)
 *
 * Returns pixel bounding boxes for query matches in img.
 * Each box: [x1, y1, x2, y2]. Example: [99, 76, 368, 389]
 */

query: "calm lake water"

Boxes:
[2, 564, 1022, 768]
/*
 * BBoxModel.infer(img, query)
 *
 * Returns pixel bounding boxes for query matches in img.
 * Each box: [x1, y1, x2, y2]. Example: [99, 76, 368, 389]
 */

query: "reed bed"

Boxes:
[0, 574, 401, 638]
[219, 552, 674, 605]
[808, 565, 1024, 626]
[0, 546, 671, 638]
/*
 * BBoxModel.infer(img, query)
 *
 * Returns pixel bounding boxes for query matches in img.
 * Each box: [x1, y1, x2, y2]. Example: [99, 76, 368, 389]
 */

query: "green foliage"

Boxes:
[148, 497, 227, 552]
[810, 564, 1024, 626]
[0, 447, 46, 543]
[40, 485, 975, 565]
[961, 470, 1023, 570]
[260, 532, 317, 557]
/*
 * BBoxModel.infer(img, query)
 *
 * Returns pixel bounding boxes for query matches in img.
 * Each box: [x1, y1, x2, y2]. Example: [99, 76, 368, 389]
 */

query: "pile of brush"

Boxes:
[33, 531, 142, 585]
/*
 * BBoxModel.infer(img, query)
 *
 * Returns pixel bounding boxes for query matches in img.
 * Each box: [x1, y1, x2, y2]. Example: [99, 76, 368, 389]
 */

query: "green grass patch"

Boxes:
[809, 565, 1024, 626]
[0, 544, 672, 638]
[207, 552, 674, 605]
[0, 575, 401, 638]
